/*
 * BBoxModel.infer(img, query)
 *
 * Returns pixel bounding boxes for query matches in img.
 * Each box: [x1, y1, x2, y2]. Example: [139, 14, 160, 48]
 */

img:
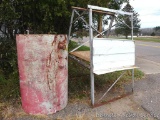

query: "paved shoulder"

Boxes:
[132, 74, 160, 120]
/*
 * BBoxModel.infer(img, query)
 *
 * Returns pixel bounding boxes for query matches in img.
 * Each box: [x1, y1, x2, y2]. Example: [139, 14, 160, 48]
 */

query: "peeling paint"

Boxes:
[16, 34, 68, 115]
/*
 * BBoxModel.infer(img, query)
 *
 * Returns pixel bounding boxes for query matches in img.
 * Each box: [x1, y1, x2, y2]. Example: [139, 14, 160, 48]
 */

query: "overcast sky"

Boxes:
[129, 0, 160, 28]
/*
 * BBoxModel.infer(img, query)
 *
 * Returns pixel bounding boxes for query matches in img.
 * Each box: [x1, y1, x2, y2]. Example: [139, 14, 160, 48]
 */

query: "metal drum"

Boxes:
[16, 34, 68, 114]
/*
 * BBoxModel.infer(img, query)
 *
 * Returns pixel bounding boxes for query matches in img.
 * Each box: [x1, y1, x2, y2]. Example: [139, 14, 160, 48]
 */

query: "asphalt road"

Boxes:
[136, 41, 160, 64]
[135, 41, 160, 74]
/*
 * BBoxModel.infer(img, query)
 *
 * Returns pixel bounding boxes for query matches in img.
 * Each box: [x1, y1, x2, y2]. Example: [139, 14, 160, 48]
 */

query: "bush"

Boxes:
[151, 32, 155, 36]
[0, 38, 19, 101]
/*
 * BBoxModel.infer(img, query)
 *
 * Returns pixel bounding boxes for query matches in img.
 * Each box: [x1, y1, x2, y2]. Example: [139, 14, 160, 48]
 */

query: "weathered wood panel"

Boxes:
[93, 38, 135, 75]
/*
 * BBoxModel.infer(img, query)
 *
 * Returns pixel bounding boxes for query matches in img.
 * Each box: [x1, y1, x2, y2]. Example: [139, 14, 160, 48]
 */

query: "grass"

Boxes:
[134, 36, 160, 42]
[68, 40, 90, 51]
[110, 36, 160, 42]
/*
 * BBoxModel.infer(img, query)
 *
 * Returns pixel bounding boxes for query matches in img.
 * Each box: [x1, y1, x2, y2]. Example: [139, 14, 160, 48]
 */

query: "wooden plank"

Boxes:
[69, 51, 90, 62]
[93, 60, 135, 71]
[94, 66, 139, 75]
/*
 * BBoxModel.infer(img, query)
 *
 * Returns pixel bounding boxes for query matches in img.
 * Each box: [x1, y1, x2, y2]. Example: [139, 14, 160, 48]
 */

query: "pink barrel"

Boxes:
[16, 34, 68, 115]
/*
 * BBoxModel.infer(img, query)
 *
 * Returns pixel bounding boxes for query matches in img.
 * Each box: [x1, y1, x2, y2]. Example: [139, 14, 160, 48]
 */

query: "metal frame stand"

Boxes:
[68, 5, 135, 106]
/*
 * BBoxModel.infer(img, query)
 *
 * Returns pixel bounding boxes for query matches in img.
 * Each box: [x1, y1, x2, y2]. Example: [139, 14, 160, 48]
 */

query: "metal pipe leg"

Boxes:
[91, 72, 94, 105]
[132, 69, 134, 92]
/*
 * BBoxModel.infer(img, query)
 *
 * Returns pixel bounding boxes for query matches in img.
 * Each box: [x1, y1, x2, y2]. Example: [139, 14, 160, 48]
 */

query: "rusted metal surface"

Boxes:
[16, 34, 68, 115]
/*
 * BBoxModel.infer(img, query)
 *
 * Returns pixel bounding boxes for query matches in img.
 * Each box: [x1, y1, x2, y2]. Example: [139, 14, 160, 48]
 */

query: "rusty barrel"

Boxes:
[16, 34, 68, 115]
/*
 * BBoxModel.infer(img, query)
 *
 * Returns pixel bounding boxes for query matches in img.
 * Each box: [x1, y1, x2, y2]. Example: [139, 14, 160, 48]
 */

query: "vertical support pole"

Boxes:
[68, 9, 75, 44]
[131, 14, 134, 92]
[89, 8, 94, 106]
[131, 14, 133, 41]
[132, 69, 134, 92]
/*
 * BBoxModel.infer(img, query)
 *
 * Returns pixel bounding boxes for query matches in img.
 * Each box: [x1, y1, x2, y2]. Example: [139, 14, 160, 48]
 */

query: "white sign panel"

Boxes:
[93, 38, 135, 75]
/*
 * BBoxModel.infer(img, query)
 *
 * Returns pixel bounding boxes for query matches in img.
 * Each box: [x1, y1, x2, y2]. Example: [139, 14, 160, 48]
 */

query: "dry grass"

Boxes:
[0, 102, 52, 119]
[134, 36, 160, 42]
[0, 102, 100, 120]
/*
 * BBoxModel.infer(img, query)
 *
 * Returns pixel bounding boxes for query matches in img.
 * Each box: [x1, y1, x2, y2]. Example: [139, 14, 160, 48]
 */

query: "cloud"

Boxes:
[130, 0, 160, 28]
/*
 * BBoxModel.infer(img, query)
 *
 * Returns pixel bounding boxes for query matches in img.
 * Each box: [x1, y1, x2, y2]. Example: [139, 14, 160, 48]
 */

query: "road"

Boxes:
[136, 41, 160, 63]
[135, 41, 160, 74]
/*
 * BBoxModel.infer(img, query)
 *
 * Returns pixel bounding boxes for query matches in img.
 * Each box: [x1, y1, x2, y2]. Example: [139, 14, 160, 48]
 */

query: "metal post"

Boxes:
[131, 14, 133, 40]
[131, 14, 134, 92]
[132, 69, 134, 92]
[89, 8, 94, 106]
[68, 9, 75, 43]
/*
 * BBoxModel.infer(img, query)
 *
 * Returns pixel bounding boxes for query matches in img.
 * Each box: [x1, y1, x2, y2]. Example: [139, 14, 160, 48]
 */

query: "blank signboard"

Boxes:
[93, 38, 135, 75]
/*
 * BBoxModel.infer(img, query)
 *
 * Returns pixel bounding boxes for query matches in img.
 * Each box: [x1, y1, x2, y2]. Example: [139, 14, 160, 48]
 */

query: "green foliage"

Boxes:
[0, 37, 19, 101]
[115, 3, 141, 39]
[0, 0, 130, 37]
[0, 0, 74, 35]
[68, 41, 90, 51]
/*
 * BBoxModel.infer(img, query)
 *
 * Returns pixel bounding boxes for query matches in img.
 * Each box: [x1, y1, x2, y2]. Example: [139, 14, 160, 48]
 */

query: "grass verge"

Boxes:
[134, 36, 160, 42]
[110, 36, 160, 42]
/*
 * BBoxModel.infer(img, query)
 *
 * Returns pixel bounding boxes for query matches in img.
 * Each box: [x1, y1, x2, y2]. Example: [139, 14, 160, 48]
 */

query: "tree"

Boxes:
[0, 0, 130, 39]
[115, 3, 141, 39]
[151, 32, 155, 36]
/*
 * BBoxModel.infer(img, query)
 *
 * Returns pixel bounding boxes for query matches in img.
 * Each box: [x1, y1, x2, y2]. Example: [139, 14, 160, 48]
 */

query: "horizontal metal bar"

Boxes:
[93, 92, 132, 108]
[72, 6, 115, 15]
[98, 71, 126, 102]
[88, 5, 133, 16]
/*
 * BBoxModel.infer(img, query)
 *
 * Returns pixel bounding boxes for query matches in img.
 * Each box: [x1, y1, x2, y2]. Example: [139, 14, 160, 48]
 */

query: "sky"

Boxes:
[129, 0, 160, 28]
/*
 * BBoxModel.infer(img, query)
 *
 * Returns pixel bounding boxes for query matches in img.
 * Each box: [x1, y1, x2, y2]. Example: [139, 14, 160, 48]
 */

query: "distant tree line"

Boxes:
[140, 27, 160, 36]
